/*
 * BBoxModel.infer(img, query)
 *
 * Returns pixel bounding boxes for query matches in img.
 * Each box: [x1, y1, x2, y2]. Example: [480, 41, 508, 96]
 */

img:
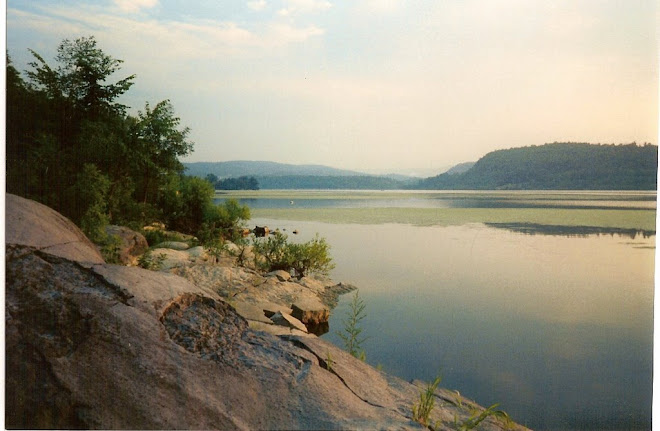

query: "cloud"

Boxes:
[356, 0, 401, 14]
[278, 0, 331, 16]
[247, 0, 267, 12]
[8, 4, 324, 57]
[114, 0, 159, 14]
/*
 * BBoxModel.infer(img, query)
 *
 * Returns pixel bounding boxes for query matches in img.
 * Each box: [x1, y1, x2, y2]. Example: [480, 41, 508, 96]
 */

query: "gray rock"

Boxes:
[186, 245, 207, 258]
[5, 193, 104, 264]
[270, 311, 309, 333]
[105, 225, 149, 265]
[155, 241, 190, 250]
[291, 297, 330, 325]
[267, 270, 292, 282]
[149, 248, 191, 270]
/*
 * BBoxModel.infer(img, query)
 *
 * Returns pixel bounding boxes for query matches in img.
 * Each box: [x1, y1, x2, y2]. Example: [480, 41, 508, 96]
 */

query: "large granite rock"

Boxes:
[5, 194, 528, 430]
[6, 193, 104, 264]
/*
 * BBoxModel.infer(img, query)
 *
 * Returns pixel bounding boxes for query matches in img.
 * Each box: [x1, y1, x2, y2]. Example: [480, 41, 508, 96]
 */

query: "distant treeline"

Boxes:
[209, 175, 260, 190]
[256, 175, 407, 190]
[413, 142, 658, 190]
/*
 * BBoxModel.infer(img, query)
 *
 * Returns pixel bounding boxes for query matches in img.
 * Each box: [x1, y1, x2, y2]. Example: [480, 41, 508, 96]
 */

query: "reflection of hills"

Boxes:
[486, 223, 656, 239]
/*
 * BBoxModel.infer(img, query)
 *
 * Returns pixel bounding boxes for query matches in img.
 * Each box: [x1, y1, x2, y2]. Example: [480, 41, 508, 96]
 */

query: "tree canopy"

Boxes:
[7, 36, 248, 244]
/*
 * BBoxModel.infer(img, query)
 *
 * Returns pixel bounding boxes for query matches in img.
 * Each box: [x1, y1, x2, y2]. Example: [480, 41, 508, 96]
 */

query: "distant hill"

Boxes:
[183, 161, 364, 178]
[413, 143, 658, 190]
[444, 162, 476, 175]
[184, 160, 417, 189]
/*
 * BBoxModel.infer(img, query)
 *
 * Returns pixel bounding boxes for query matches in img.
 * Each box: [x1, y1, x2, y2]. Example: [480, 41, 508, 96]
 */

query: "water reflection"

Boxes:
[251, 217, 654, 430]
[486, 222, 656, 239]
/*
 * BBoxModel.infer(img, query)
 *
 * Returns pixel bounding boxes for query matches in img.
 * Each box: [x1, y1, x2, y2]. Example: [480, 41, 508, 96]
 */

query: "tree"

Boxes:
[205, 173, 219, 186]
[131, 100, 194, 204]
[29, 36, 135, 118]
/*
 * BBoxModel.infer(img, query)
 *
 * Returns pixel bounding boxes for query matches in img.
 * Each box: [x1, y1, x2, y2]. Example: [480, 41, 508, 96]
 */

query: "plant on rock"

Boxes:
[337, 290, 367, 360]
[412, 376, 441, 427]
[252, 232, 334, 279]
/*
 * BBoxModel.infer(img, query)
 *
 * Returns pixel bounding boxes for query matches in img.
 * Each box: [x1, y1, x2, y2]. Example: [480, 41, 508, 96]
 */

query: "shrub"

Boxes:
[252, 231, 291, 273]
[137, 250, 166, 270]
[100, 234, 123, 264]
[75, 163, 111, 243]
[288, 234, 335, 278]
[252, 232, 334, 278]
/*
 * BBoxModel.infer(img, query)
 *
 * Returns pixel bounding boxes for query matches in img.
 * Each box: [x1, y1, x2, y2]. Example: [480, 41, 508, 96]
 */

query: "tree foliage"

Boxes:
[6, 36, 249, 246]
[215, 176, 260, 190]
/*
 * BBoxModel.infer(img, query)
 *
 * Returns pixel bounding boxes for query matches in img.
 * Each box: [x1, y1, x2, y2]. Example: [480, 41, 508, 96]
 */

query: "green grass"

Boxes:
[252, 207, 656, 231]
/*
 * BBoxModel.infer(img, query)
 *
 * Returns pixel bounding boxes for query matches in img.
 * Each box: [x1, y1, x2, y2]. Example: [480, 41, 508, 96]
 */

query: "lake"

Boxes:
[216, 190, 656, 430]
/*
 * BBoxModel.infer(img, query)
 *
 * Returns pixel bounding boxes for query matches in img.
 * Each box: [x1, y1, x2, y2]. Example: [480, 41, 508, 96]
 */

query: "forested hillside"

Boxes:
[414, 143, 657, 190]
[184, 160, 363, 178]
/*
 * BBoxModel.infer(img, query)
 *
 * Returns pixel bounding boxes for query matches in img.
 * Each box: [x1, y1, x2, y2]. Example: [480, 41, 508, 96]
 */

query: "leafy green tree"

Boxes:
[28, 36, 135, 118]
[131, 100, 194, 204]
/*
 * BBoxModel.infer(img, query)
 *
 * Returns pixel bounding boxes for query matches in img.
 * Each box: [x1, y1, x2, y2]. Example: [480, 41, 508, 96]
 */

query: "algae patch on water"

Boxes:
[251, 207, 656, 232]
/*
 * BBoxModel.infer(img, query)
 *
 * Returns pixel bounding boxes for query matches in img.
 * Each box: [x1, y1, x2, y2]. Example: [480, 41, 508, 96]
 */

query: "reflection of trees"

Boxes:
[485, 223, 656, 239]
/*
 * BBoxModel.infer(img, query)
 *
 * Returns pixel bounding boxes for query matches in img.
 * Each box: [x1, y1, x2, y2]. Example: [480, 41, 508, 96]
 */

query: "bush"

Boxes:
[252, 232, 334, 279]
[199, 198, 251, 243]
[75, 164, 111, 243]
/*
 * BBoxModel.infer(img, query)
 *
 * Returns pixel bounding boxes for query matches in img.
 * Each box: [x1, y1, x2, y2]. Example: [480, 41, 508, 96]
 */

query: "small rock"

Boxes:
[291, 298, 330, 326]
[269, 312, 308, 333]
[267, 270, 292, 282]
[186, 246, 207, 258]
[155, 241, 190, 250]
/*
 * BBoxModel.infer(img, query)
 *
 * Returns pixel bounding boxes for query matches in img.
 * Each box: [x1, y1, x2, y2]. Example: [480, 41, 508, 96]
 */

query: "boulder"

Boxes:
[270, 311, 309, 333]
[105, 225, 149, 265]
[155, 241, 190, 250]
[267, 269, 292, 282]
[186, 246, 207, 258]
[148, 248, 192, 270]
[5, 193, 104, 264]
[291, 297, 330, 326]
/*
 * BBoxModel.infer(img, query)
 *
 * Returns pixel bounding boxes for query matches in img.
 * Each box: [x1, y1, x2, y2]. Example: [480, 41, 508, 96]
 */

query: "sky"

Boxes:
[6, 0, 659, 175]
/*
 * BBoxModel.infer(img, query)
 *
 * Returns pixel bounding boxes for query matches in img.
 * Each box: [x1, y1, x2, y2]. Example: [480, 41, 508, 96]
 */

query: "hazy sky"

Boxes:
[6, 0, 659, 174]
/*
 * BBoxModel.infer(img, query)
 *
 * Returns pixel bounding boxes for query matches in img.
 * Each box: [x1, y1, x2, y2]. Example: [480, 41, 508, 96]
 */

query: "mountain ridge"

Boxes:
[183, 160, 367, 178]
[184, 143, 658, 190]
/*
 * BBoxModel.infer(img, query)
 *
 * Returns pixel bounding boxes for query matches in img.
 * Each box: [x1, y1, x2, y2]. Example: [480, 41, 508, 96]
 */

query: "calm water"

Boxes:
[219, 191, 656, 430]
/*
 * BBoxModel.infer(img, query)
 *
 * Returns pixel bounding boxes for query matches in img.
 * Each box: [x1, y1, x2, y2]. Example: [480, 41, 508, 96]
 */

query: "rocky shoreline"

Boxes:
[5, 193, 529, 430]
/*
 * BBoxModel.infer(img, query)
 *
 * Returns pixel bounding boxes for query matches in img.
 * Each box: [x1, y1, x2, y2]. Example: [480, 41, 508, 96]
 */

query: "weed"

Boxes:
[325, 351, 334, 372]
[412, 376, 441, 427]
[455, 403, 512, 431]
[336, 290, 367, 360]
[138, 250, 166, 270]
